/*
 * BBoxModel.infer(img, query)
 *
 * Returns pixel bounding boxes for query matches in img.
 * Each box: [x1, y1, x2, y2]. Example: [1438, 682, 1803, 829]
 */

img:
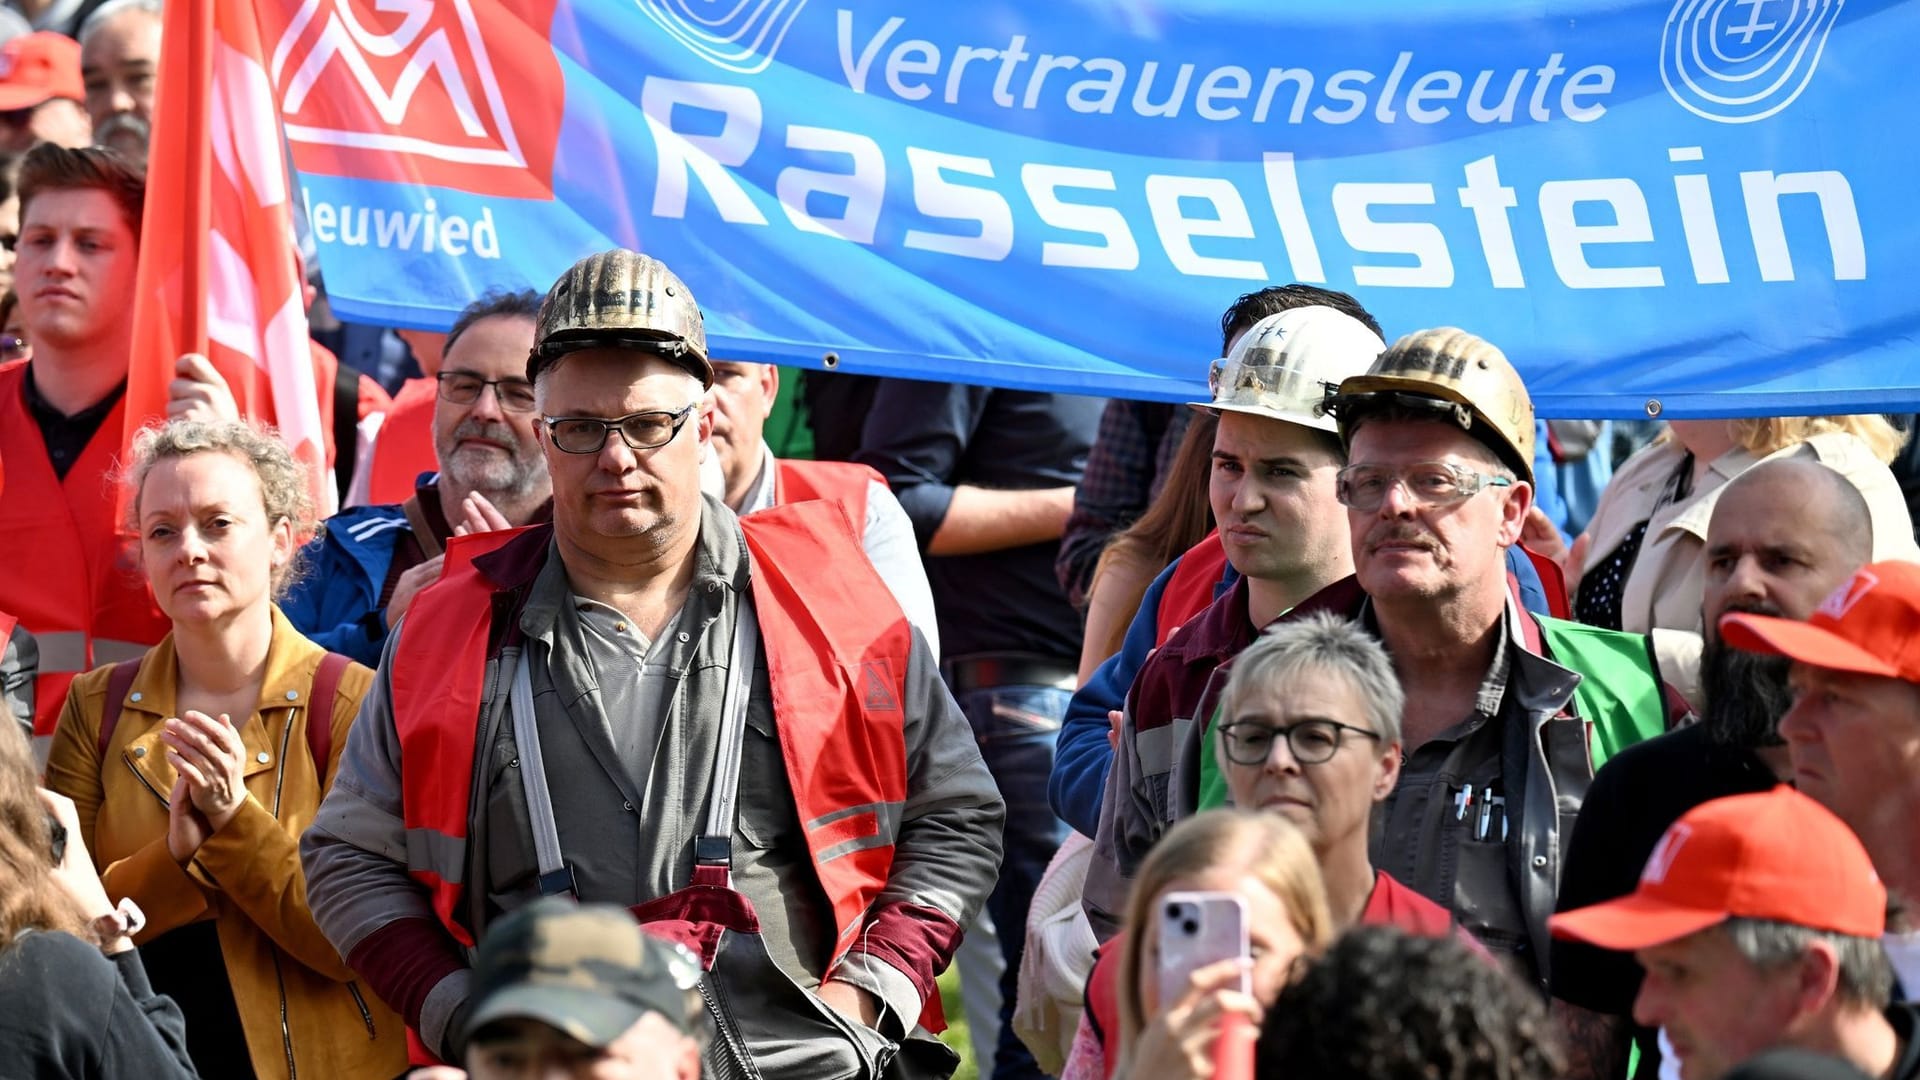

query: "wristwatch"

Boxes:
[91, 897, 146, 943]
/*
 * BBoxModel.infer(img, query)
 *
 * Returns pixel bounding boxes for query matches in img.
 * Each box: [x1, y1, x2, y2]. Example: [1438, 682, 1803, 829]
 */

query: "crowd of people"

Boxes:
[0, 4, 1916, 1080]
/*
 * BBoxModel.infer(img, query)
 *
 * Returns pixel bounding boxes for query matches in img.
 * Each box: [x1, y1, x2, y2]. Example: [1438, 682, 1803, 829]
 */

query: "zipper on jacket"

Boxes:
[124, 755, 170, 807]
[347, 982, 377, 1039]
[270, 707, 295, 816]
[271, 949, 296, 1079]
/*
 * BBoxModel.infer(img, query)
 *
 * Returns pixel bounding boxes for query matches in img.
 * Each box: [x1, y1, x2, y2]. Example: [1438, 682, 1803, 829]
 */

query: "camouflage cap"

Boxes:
[462, 899, 702, 1052]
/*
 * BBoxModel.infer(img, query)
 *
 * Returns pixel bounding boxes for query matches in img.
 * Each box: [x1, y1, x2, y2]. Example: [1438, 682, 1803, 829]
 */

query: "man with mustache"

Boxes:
[1549, 458, 1875, 1080]
[1102, 328, 1672, 988]
[282, 291, 553, 665]
[78, 0, 160, 171]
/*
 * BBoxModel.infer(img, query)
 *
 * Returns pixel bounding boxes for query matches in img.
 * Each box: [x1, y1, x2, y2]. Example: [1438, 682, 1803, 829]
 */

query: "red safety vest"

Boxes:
[0, 362, 171, 736]
[366, 377, 438, 505]
[772, 458, 880, 528]
[1154, 531, 1229, 645]
[388, 502, 913, 960]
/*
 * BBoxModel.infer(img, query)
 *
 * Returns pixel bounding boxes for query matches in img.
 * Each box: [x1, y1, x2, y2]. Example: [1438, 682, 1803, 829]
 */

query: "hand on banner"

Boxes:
[168, 353, 240, 423]
[385, 555, 447, 631]
[452, 491, 513, 537]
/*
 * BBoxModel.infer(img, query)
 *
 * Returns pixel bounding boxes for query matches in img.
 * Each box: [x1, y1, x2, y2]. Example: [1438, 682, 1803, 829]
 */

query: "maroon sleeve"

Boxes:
[843, 901, 963, 1005]
[345, 916, 470, 1027]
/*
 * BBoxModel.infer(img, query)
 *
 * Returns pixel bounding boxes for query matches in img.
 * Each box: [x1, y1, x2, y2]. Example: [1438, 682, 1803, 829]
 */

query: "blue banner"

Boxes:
[266, 0, 1919, 416]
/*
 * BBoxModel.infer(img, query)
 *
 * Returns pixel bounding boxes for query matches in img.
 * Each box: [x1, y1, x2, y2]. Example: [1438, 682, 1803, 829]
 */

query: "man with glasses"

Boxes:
[283, 290, 552, 665]
[1306, 327, 1671, 989]
[305, 249, 1003, 1078]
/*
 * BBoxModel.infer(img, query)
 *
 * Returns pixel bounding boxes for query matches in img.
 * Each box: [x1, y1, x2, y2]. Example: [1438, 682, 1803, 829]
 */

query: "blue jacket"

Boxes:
[1048, 545, 1554, 837]
[280, 502, 414, 666]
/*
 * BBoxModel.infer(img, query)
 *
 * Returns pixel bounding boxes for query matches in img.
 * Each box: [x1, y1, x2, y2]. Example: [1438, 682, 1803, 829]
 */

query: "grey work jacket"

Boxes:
[304, 496, 1004, 1059]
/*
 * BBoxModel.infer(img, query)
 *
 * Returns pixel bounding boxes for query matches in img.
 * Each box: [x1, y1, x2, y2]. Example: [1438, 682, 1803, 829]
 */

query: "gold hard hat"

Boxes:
[1328, 327, 1536, 482]
[530, 249, 711, 387]
[1189, 306, 1385, 432]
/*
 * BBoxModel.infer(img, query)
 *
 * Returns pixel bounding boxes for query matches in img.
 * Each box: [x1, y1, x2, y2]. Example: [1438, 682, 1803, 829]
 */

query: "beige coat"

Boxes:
[1578, 431, 1920, 706]
[44, 608, 408, 1080]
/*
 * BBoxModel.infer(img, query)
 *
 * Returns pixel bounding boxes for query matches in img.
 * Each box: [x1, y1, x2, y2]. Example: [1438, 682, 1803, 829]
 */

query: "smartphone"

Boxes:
[1156, 890, 1250, 1007]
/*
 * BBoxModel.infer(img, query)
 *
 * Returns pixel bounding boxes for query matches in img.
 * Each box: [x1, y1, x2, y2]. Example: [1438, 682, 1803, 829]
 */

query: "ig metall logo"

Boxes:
[1661, 0, 1845, 123]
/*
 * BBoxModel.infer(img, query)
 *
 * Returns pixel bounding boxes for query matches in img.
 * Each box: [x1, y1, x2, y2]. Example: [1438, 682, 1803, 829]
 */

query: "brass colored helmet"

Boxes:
[1189, 306, 1385, 433]
[530, 249, 711, 387]
[1328, 327, 1536, 483]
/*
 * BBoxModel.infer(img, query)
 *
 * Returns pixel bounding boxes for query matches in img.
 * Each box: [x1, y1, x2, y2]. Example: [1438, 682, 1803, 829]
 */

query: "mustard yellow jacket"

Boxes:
[45, 607, 407, 1080]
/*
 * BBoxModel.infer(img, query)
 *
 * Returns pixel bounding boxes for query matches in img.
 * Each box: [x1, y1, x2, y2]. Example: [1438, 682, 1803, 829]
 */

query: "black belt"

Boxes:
[941, 652, 1078, 695]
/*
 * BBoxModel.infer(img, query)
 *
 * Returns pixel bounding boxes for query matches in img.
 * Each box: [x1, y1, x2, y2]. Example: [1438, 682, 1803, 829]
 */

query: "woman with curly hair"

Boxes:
[44, 418, 406, 1080]
[1256, 925, 1565, 1080]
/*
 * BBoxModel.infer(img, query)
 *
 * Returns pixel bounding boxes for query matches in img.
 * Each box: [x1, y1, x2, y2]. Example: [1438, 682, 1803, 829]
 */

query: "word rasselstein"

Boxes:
[837, 10, 1617, 125]
[643, 76, 1862, 291]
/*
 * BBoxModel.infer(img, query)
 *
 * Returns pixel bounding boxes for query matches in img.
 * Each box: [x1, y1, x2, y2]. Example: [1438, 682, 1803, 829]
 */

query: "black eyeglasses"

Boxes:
[542, 404, 697, 455]
[1218, 718, 1382, 766]
[436, 371, 537, 413]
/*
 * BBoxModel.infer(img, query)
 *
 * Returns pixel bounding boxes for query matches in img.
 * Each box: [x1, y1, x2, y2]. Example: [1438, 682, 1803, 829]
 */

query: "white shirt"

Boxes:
[734, 444, 942, 660]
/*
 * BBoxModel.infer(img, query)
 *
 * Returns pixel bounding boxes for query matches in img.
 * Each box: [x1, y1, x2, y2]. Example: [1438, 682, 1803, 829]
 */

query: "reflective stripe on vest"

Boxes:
[391, 503, 913, 958]
[34, 630, 87, 673]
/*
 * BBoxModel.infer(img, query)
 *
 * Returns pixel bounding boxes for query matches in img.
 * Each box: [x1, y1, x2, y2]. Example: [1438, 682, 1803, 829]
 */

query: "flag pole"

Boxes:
[179, 0, 214, 356]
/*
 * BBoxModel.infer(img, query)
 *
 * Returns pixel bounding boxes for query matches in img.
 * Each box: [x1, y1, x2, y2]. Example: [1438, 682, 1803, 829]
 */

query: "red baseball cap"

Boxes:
[1549, 786, 1885, 951]
[0, 32, 83, 112]
[1721, 561, 1920, 682]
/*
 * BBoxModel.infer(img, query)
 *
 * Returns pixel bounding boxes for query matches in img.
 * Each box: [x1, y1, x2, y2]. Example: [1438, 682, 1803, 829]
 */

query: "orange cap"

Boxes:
[1721, 561, 1920, 682]
[1549, 786, 1885, 950]
[0, 32, 82, 112]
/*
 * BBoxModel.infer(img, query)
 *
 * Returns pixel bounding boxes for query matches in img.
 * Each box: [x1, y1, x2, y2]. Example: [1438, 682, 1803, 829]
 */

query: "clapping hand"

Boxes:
[160, 710, 248, 862]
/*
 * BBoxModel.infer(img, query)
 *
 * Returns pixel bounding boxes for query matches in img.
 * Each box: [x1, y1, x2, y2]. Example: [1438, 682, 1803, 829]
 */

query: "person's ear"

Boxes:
[1791, 939, 1844, 1015]
[1374, 740, 1402, 801]
[1495, 479, 1533, 548]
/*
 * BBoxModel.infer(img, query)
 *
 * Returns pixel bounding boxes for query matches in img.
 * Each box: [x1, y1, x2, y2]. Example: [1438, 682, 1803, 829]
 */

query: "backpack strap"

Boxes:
[95, 659, 144, 759]
[306, 652, 352, 774]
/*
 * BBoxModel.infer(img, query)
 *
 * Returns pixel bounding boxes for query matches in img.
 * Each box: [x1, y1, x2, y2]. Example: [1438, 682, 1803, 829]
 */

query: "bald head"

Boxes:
[1705, 458, 1872, 634]
[1722, 458, 1872, 565]
[1698, 458, 1873, 749]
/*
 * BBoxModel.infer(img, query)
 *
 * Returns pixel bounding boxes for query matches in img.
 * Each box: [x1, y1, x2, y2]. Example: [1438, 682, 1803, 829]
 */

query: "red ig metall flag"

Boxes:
[125, 0, 333, 516]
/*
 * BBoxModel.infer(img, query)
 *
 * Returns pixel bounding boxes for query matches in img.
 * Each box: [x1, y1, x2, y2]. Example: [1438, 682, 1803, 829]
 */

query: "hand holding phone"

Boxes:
[1156, 890, 1251, 1008]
